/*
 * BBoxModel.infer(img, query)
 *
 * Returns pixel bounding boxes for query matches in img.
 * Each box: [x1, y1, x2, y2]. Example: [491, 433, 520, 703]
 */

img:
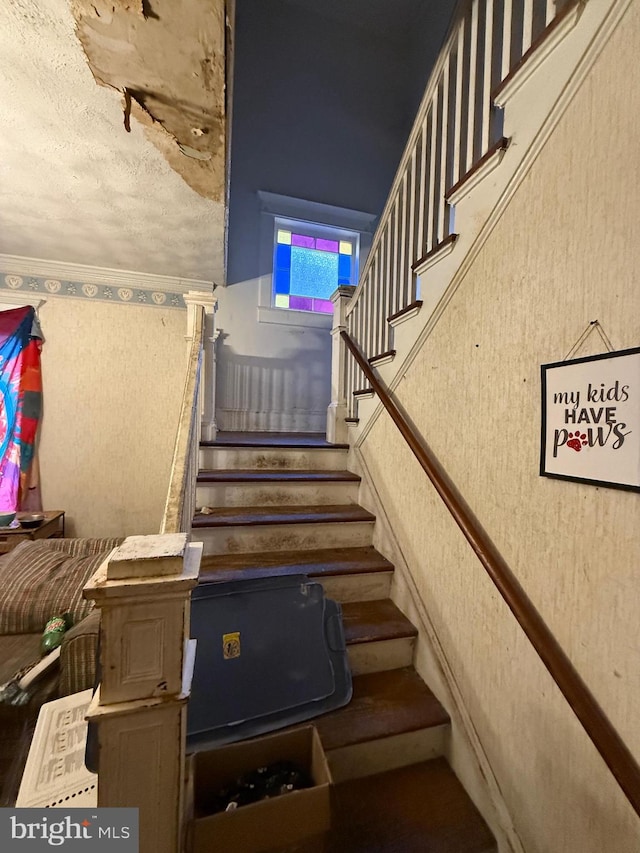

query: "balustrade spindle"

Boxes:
[452, 19, 466, 186]
[407, 149, 418, 304]
[416, 120, 428, 259]
[437, 59, 451, 242]
[466, 0, 479, 171]
[523, 0, 534, 52]
[481, 0, 495, 153]
[545, 0, 555, 25]
[398, 173, 408, 308]
[391, 196, 400, 316]
[501, 0, 514, 80]
[383, 226, 391, 351]
[426, 96, 438, 252]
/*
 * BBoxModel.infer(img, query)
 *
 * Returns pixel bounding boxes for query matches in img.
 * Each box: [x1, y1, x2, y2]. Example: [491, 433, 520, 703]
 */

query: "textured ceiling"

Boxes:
[0, 0, 227, 283]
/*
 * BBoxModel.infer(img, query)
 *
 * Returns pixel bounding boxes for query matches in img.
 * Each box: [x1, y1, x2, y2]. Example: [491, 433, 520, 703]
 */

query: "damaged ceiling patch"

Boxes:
[72, 0, 227, 202]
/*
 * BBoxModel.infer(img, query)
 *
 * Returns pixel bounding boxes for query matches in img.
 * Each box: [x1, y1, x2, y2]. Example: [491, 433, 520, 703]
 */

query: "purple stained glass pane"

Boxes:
[316, 239, 339, 253]
[291, 234, 315, 249]
[289, 295, 313, 311]
[312, 299, 334, 314]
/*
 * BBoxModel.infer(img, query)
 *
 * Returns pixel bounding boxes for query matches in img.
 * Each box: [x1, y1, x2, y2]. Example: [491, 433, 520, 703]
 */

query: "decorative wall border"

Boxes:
[0, 255, 215, 310]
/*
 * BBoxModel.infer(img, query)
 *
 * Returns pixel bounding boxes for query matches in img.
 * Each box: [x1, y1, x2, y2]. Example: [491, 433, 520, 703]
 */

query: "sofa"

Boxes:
[0, 536, 123, 696]
[0, 536, 122, 804]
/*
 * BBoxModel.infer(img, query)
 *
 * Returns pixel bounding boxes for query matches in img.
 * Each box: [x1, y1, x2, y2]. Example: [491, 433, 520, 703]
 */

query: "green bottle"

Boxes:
[41, 614, 72, 655]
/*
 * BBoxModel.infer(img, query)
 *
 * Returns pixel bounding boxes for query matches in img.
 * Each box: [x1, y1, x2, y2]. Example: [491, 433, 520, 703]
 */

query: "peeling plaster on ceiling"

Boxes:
[0, 0, 225, 282]
[71, 0, 227, 203]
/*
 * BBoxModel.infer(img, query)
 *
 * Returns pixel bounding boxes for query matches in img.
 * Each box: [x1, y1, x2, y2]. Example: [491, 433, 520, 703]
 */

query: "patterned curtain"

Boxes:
[0, 306, 43, 514]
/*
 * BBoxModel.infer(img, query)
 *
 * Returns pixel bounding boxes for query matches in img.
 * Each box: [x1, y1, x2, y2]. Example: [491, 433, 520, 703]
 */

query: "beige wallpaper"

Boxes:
[37, 298, 186, 538]
[360, 5, 640, 851]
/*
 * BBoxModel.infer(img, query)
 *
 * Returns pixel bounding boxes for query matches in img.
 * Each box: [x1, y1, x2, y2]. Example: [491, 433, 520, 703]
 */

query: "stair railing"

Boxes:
[341, 329, 640, 819]
[161, 303, 205, 534]
[344, 0, 575, 412]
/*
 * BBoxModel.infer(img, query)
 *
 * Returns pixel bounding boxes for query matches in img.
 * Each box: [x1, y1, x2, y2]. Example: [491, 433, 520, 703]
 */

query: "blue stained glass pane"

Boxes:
[275, 244, 291, 270]
[274, 267, 290, 294]
[338, 254, 351, 280]
[290, 246, 339, 299]
[338, 277, 350, 286]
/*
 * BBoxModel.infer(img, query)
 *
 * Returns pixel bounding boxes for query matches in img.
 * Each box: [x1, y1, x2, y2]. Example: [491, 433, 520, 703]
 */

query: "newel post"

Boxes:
[326, 285, 356, 444]
[183, 290, 218, 442]
[84, 534, 202, 853]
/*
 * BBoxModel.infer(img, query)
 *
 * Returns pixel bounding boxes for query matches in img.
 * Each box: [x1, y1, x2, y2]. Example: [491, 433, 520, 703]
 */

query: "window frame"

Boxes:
[256, 192, 377, 329]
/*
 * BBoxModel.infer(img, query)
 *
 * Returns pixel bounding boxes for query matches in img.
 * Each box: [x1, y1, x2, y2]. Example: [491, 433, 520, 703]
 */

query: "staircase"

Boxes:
[191, 432, 496, 853]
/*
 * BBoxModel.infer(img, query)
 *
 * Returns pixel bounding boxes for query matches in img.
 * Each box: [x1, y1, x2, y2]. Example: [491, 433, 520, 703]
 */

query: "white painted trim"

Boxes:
[0, 253, 214, 295]
[257, 191, 377, 233]
[257, 304, 332, 329]
[412, 237, 458, 278]
[352, 447, 525, 853]
[216, 406, 327, 433]
[446, 142, 510, 207]
[256, 192, 375, 330]
[388, 303, 422, 328]
[0, 293, 46, 310]
[368, 352, 395, 367]
[493, 2, 583, 108]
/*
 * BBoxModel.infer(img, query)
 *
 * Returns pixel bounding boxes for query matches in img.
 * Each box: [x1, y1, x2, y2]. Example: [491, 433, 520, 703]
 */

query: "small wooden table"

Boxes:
[0, 510, 65, 555]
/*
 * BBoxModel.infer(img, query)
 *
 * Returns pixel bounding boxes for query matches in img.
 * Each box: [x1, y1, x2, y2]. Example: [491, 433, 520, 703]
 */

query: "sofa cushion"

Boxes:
[59, 609, 100, 697]
[43, 538, 123, 558]
[0, 541, 110, 635]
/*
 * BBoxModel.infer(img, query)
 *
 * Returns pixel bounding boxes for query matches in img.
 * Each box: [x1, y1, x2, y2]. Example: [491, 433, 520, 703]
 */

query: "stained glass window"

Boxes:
[273, 224, 358, 314]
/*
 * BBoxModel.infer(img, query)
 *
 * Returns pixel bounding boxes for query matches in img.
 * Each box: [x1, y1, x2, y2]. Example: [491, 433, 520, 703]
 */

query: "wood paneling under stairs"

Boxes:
[281, 758, 496, 853]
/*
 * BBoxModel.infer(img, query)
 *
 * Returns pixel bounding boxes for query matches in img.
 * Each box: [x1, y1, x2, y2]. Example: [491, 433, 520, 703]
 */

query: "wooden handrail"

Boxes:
[161, 305, 205, 534]
[341, 329, 640, 817]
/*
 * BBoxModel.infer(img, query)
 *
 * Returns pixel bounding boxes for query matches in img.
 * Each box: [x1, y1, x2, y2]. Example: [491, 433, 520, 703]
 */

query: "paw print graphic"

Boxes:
[567, 432, 588, 452]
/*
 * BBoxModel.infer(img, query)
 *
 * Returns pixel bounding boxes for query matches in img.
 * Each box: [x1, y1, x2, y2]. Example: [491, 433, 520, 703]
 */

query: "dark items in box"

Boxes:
[189, 726, 332, 853]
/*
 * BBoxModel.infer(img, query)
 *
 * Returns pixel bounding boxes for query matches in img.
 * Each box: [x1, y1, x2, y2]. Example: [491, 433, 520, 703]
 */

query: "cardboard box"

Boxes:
[190, 726, 332, 853]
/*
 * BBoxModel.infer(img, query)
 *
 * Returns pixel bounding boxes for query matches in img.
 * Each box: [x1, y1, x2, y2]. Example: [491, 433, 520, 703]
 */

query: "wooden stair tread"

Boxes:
[341, 600, 417, 645]
[192, 505, 375, 528]
[306, 667, 449, 751]
[197, 470, 360, 484]
[287, 758, 496, 853]
[201, 431, 348, 449]
[199, 546, 393, 584]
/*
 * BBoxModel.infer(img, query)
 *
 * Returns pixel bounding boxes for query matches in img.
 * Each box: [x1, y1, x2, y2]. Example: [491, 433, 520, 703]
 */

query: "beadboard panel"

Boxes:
[360, 6, 640, 853]
[38, 297, 185, 538]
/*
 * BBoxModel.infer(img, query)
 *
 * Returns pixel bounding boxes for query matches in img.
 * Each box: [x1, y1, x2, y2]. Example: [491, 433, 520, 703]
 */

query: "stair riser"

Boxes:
[347, 637, 415, 676]
[196, 480, 359, 508]
[327, 725, 448, 783]
[199, 447, 349, 471]
[318, 572, 392, 603]
[192, 520, 375, 555]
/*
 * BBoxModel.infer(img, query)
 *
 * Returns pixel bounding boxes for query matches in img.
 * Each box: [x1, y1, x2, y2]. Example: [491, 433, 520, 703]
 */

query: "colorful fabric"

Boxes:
[0, 306, 43, 513]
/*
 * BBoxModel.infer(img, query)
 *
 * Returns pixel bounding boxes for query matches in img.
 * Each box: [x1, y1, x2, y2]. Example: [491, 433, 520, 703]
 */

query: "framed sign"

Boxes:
[540, 346, 640, 492]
